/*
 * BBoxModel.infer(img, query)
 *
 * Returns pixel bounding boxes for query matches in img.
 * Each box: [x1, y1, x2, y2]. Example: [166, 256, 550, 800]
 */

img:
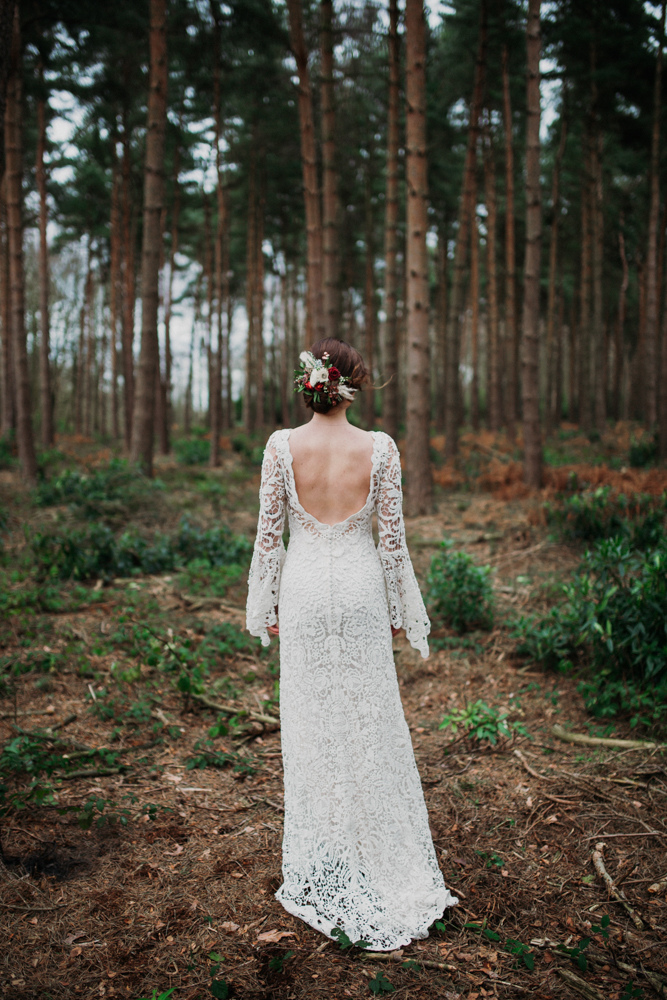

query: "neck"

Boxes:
[309, 404, 351, 428]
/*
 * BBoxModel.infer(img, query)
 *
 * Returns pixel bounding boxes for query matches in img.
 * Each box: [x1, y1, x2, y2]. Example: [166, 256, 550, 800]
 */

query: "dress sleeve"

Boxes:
[246, 434, 286, 646]
[375, 436, 430, 659]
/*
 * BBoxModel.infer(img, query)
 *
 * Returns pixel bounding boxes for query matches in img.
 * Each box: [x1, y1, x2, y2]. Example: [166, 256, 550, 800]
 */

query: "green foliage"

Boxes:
[629, 436, 658, 469]
[511, 538, 667, 728]
[475, 850, 504, 870]
[427, 541, 494, 633]
[185, 742, 256, 775]
[368, 971, 395, 995]
[174, 436, 211, 465]
[330, 927, 370, 950]
[210, 981, 230, 999]
[545, 487, 667, 548]
[33, 459, 163, 520]
[621, 981, 645, 999]
[268, 950, 294, 973]
[439, 700, 528, 745]
[504, 938, 535, 971]
[558, 915, 610, 972]
[0, 432, 17, 469]
[133, 991, 177, 1000]
[28, 517, 251, 582]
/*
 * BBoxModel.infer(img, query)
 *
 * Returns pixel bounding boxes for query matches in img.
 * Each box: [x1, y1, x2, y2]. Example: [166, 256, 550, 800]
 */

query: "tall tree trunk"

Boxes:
[483, 120, 500, 432]
[280, 269, 290, 426]
[363, 162, 376, 429]
[545, 112, 567, 438]
[243, 154, 257, 432]
[0, 179, 14, 436]
[501, 44, 517, 441]
[154, 204, 167, 454]
[435, 225, 447, 432]
[445, 0, 487, 461]
[130, 0, 167, 476]
[110, 139, 121, 441]
[254, 177, 265, 429]
[203, 190, 214, 429]
[382, 0, 400, 440]
[568, 304, 577, 420]
[613, 228, 628, 421]
[579, 141, 592, 429]
[0, 0, 16, 189]
[210, 2, 224, 463]
[160, 148, 179, 454]
[521, 0, 542, 489]
[646, 0, 666, 430]
[404, 0, 431, 515]
[470, 207, 480, 431]
[121, 119, 135, 450]
[84, 265, 95, 437]
[591, 128, 606, 431]
[36, 63, 53, 448]
[5, 9, 36, 480]
[287, 0, 324, 342]
[554, 274, 564, 426]
[321, 0, 339, 338]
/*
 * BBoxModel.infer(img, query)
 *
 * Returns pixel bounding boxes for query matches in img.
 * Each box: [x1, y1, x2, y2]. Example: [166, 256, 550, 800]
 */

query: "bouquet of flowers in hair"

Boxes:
[294, 351, 357, 406]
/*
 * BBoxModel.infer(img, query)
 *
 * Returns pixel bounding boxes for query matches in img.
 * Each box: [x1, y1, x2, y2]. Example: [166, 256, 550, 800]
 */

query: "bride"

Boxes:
[246, 338, 457, 951]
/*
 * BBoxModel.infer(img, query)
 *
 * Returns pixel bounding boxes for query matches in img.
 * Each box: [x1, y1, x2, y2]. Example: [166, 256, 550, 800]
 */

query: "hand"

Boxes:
[391, 626, 403, 637]
[267, 623, 280, 636]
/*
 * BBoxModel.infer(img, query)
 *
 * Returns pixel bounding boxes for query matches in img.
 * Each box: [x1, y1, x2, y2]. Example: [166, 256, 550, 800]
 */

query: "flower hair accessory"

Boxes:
[294, 351, 358, 405]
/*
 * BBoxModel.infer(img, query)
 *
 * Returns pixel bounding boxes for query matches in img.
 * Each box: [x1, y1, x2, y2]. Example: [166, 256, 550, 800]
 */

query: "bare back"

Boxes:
[288, 419, 374, 526]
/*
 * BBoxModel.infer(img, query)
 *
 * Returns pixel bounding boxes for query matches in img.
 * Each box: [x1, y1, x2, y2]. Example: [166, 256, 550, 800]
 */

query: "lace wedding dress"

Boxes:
[246, 429, 457, 950]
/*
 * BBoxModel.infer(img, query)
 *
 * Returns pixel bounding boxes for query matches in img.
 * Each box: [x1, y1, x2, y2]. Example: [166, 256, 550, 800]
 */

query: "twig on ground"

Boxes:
[514, 748, 553, 780]
[59, 766, 125, 780]
[190, 690, 279, 727]
[0, 903, 68, 911]
[584, 831, 666, 842]
[361, 951, 457, 974]
[488, 540, 549, 565]
[552, 724, 666, 751]
[556, 968, 607, 1000]
[592, 841, 644, 931]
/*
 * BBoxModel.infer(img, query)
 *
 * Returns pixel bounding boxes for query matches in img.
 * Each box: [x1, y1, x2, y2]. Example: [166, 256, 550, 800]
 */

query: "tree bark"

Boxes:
[243, 152, 257, 432]
[645, 0, 666, 430]
[210, 1, 225, 463]
[36, 63, 53, 448]
[110, 138, 121, 441]
[470, 205, 480, 431]
[382, 0, 400, 441]
[254, 176, 265, 429]
[0, 0, 16, 188]
[435, 224, 447, 432]
[5, 8, 36, 480]
[545, 112, 567, 438]
[404, 0, 431, 515]
[501, 44, 517, 441]
[483, 120, 500, 432]
[445, 0, 486, 461]
[363, 161, 376, 429]
[84, 264, 95, 437]
[287, 0, 324, 343]
[321, 0, 339, 339]
[121, 118, 136, 450]
[160, 147, 179, 454]
[579, 140, 592, 429]
[614, 228, 628, 421]
[521, 0, 542, 489]
[130, 0, 167, 476]
[0, 180, 13, 436]
[591, 128, 605, 431]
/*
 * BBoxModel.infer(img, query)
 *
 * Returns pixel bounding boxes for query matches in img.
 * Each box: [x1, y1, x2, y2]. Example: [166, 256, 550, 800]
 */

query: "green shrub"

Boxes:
[512, 537, 667, 729]
[629, 435, 658, 469]
[0, 432, 16, 469]
[545, 486, 667, 547]
[174, 437, 211, 465]
[439, 699, 528, 744]
[33, 459, 162, 520]
[28, 516, 251, 582]
[427, 540, 494, 633]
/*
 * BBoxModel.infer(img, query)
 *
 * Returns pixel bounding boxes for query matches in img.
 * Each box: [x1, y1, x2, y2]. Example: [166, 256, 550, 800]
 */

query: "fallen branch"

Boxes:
[556, 968, 606, 1000]
[552, 724, 665, 751]
[360, 951, 457, 974]
[488, 540, 549, 565]
[59, 766, 125, 780]
[514, 748, 553, 780]
[592, 841, 644, 931]
[190, 691, 279, 728]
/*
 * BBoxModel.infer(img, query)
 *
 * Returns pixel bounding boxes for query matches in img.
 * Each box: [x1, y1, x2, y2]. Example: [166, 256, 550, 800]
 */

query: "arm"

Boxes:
[246, 436, 286, 646]
[376, 437, 430, 658]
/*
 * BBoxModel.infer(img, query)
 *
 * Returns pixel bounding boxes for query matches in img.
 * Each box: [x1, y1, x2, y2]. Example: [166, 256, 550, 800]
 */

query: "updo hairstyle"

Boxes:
[302, 338, 370, 414]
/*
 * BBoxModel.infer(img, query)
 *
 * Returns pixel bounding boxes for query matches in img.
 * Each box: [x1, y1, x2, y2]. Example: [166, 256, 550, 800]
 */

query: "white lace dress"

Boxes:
[246, 429, 457, 950]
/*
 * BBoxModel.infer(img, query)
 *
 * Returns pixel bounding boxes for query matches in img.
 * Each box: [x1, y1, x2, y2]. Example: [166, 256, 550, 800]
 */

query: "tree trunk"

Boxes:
[404, 0, 431, 515]
[501, 44, 517, 441]
[435, 225, 447, 432]
[483, 120, 500, 432]
[243, 153, 257, 432]
[321, 0, 339, 339]
[470, 206, 480, 431]
[210, 3, 224, 463]
[591, 128, 605, 431]
[5, 9, 36, 481]
[0, 179, 14, 436]
[0, 0, 16, 188]
[287, 0, 324, 343]
[110, 139, 121, 441]
[645, 0, 666, 430]
[579, 140, 592, 430]
[84, 265, 95, 437]
[554, 275, 564, 426]
[363, 162, 376, 429]
[121, 120, 135, 451]
[445, 0, 486, 461]
[203, 190, 213, 429]
[382, 0, 400, 440]
[280, 269, 290, 426]
[254, 177, 265, 430]
[613, 228, 628, 421]
[545, 112, 567, 438]
[36, 64, 53, 448]
[632, 258, 646, 420]
[130, 0, 167, 476]
[160, 148, 179, 454]
[521, 0, 542, 489]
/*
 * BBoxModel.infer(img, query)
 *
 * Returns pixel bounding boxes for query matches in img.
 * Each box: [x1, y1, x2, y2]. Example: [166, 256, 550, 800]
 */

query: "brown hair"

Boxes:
[302, 338, 370, 414]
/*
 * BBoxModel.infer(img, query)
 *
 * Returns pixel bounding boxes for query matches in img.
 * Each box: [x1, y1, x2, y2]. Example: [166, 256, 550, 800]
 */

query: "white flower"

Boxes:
[299, 351, 318, 370]
[338, 384, 357, 401]
[310, 366, 329, 384]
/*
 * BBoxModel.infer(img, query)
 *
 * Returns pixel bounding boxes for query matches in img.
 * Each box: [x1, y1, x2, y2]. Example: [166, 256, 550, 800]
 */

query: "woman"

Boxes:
[246, 338, 457, 951]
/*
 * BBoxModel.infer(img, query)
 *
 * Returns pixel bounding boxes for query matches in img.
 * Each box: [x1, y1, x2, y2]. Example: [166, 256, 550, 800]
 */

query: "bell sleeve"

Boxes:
[376, 436, 430, 659]
[246, 434, 286, 646]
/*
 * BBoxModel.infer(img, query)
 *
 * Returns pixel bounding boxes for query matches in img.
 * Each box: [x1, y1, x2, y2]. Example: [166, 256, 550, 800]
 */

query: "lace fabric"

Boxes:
[245, 429, 457, 950]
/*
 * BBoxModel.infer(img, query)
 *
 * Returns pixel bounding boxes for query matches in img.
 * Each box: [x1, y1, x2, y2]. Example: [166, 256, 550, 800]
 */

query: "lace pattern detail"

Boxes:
[245, 428, 457, 950]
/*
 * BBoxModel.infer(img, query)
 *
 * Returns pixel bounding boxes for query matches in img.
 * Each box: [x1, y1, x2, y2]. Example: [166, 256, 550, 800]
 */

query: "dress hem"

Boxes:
[275, 887, 459, 952]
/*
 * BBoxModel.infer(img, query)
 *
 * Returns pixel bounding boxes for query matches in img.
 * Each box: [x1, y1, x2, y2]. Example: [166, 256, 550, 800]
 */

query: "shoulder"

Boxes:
[373, 431, 400, 458]
[263, 428, 290, 460]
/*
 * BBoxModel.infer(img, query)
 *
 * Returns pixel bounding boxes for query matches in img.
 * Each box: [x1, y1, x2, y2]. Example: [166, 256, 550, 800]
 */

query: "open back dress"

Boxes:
[246, 429, 457, 951]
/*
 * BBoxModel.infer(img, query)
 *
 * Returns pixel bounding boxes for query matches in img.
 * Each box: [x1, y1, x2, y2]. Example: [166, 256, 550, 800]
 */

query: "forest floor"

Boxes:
[1, 426, 667, 1000]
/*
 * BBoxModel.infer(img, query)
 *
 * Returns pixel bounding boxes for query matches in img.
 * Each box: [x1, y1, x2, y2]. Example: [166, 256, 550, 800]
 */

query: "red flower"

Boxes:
[305, 381, 312, 389]
[313, 383, 325, 391]
[328, 366, 341, 380]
